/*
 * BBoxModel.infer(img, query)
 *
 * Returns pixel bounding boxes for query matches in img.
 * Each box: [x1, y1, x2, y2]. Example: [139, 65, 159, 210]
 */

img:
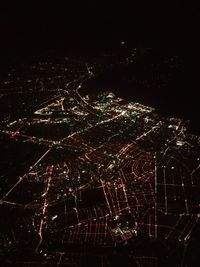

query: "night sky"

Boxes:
[0, 2, 194, 49]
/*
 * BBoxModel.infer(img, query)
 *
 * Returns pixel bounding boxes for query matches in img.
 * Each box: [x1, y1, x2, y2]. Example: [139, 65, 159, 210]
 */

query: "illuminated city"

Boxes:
[0, 51, 199, 266]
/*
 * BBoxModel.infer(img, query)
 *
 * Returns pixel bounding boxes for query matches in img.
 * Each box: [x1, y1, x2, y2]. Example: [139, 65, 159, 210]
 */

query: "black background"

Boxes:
[0, 3, 200, 266]
[0, 2, 195, 50]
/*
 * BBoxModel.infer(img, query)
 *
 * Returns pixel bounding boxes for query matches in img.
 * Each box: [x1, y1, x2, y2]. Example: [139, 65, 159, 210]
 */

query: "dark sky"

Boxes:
[0, 2, 195, 51]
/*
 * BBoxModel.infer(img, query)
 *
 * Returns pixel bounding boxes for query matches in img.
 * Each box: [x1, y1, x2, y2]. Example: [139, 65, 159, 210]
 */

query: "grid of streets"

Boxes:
[0, 54, 200, 266]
